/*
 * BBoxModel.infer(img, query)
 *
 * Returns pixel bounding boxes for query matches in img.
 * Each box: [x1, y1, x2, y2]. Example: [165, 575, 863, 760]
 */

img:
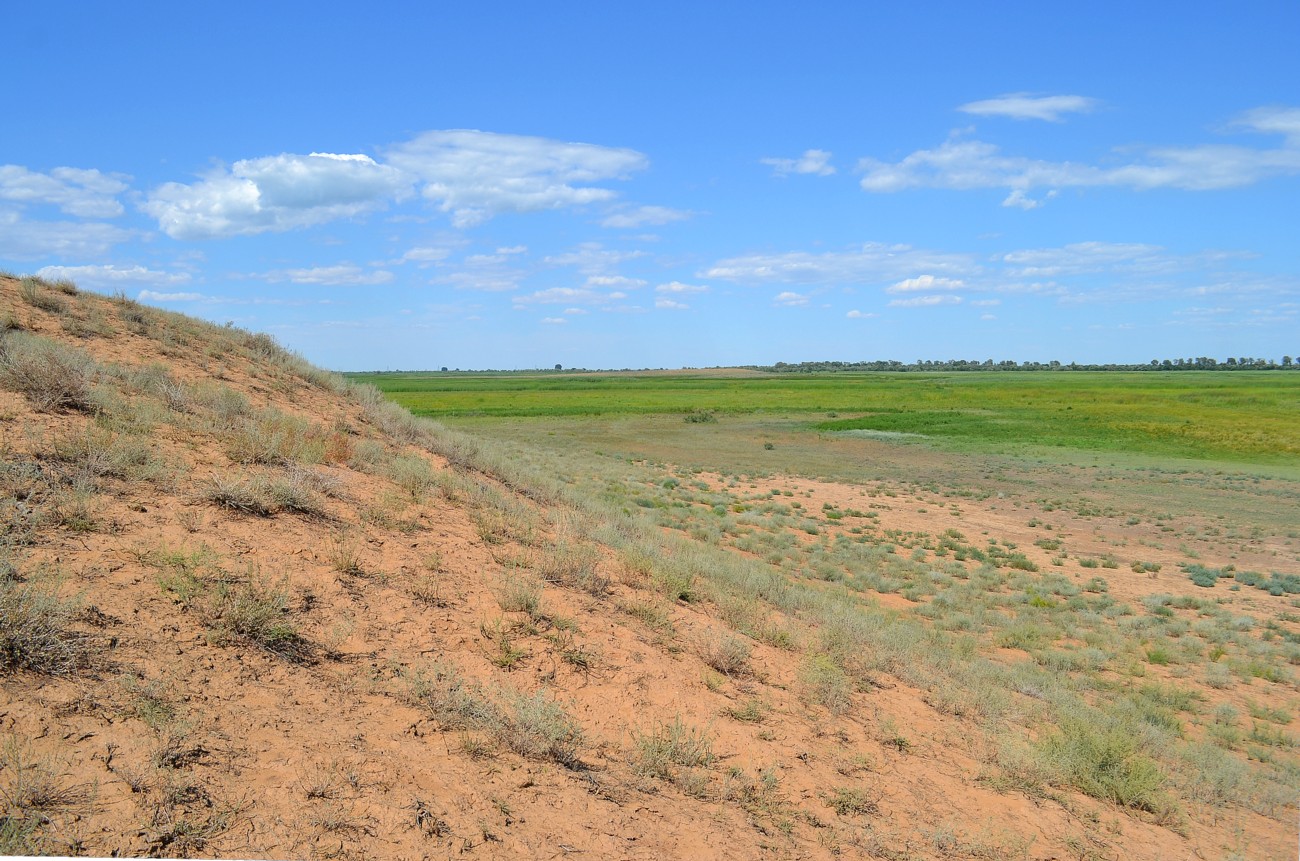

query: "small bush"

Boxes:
[825, 786, 878, 816]
[499, 690, 585, 768]
[1036, 718, 1166, 811]
[696, 630, 751, 676]
[404, 663, 496, 729]
[19, 277, 67, 313]
[496, 575, 543, 616]
[0, 332, 99, 412]
[634, 717, 714, 780]
[0, 576, 87, 675]
[800, 653, 853, 714]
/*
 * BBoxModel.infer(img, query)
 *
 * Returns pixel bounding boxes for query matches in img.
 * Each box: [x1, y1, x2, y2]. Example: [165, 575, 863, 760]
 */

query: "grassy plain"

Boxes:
[350, 370, 1300, 463]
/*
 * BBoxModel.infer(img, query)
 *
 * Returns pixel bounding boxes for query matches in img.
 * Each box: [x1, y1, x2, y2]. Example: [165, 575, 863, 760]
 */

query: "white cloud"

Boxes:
[601, 205, 691, 228]
[263, 265, 394, 286]
[35, 263, 191, 288]
[761, 149, 836, 177]
[846, 310, 876, 318]
[540, 317, 567, 325]
[1002, 189, 1057, 210]
[1001, 242, 1173, 277]
[885, 275, 966, 294]
[562, 307, 587, 315]
[0, 210, 136, 258]
[544, 243, 648, 274]
[1236, 106, 1300, 144]
[773, 291, 809, 306]
[859, 107, 1300, 201]
[143, 152, 410, 240]
[980, 313, 997, 320]
[585, 274, 646, 289]
[705, 242, 975, 286]
[518, 286, 629, 305]
[655, 298, 689, 310]
[0, 165, 130, 218]
[386, 130, 647, 228]
[438, 269, 527, 292]
[138, 290, 204, 302]
[958, 93, 1099, 122]
[970, 299, 1001, 306]
[888, 294, 963, 307]
[398, 245, 454, 265]
[496, 245, 528, 255]
[654, 281, 707, 294]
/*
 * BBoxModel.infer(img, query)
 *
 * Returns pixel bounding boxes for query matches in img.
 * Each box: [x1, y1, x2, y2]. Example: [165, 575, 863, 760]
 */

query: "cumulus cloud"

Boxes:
[262, 265, 394, 286]
[0, 210, 136, 258]
[35, 263, 191, 288]
[143, 152, 411, 240]
[601, 205, 691, 228]
[655, 298, 689, 309]
[885, 275, 966, 294]
[958, 93, 1099, 122]
[704, 242, 975, 286]
[386, 130, 647, 228]
[846, 310, 877, 318]
[540, 317, 567, 325]
[888, 294, 963, 307]
[859, 106, 1300, 202]
[773, 291, 809, 306]
[0, 165, 131, 218]
[654, 281, 707, 294]
[761, 149, 836, 177]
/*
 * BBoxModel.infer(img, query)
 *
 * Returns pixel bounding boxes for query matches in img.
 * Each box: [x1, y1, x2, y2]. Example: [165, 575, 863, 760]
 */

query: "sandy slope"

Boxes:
[0, 275, 1293, 860]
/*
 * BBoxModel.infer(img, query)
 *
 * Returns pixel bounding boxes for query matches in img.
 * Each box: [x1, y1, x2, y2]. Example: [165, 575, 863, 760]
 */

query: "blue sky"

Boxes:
[3, 2, 1298, 370]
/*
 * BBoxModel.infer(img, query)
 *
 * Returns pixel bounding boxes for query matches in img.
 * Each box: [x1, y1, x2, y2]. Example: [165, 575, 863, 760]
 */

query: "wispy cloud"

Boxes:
[846, 309, 877, 318]
[761, 149, 836, 177]
[773, 291, 809, 306]
[655, 297, 689, 309]
[859, 106, 1300, 202]
[888, 294, 963, 307]
[35, 263, 191, 288]
[958, 93, 1099, 122]
[0, 210, 136, 258]
[138, 290, 205, 302]
[654, 281, 707, 294]
[601, 204, 691, 228]
[261, 264, 394, 286]
[0, 165, 131, 218]
[704, 242, 975, 286]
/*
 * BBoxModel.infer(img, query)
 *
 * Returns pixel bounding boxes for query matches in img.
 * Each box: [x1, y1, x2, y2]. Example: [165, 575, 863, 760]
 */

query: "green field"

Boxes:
[349, 370, 1300, 464]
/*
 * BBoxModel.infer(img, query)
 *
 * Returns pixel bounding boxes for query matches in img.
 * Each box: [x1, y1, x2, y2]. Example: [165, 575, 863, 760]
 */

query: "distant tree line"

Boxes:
[747, 356, 1297, 373]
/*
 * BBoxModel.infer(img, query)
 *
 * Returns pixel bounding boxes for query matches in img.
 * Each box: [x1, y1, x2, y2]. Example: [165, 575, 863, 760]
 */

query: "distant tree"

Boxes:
[1283, 356, 1293, 367]
[554, 363, 562, 371]
[440, 366, 448, 372]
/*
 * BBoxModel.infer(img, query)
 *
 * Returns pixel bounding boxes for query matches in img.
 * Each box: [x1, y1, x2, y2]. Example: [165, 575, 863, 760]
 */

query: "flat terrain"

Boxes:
[351, 369, 1300, 462]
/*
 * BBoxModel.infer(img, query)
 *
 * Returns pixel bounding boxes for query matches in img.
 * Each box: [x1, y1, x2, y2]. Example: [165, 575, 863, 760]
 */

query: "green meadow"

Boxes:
[349, 370, 1300, 464]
